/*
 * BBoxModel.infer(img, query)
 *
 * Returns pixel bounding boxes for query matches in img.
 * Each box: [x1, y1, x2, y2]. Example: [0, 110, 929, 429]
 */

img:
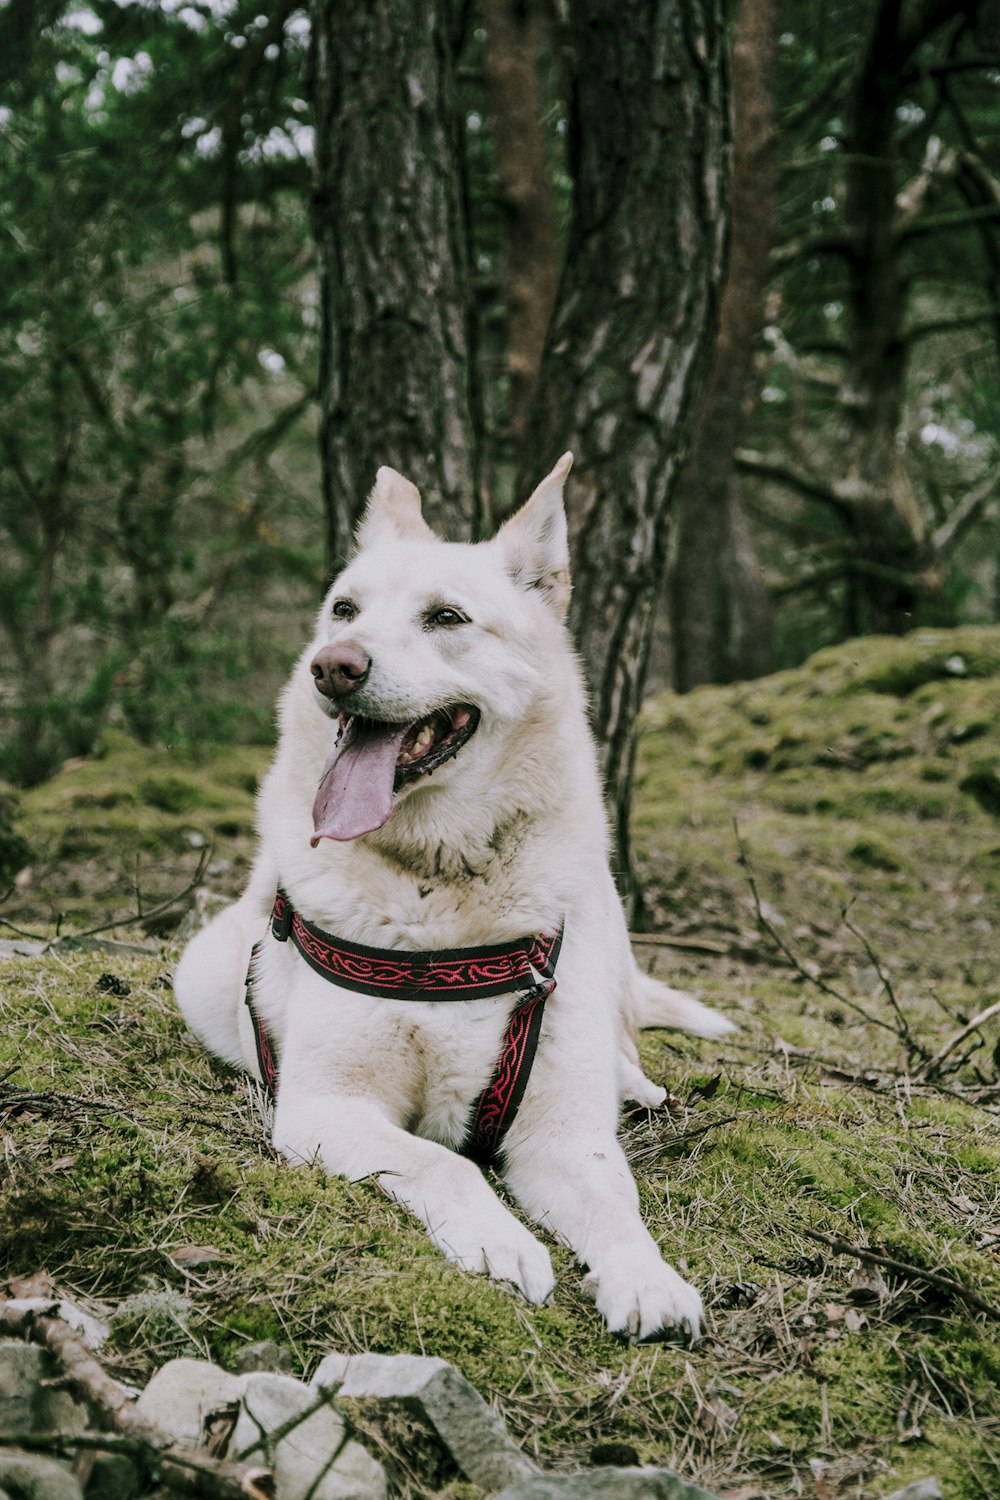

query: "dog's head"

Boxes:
[307, 454, 575, 843]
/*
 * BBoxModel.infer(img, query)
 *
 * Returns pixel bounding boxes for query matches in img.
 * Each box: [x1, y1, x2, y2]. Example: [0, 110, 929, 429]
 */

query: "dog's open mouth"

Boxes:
[311, 704, 480, 844]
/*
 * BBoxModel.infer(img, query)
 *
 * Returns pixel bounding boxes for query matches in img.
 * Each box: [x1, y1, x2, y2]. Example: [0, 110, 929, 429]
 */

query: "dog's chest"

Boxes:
[288, 841, 562, 952]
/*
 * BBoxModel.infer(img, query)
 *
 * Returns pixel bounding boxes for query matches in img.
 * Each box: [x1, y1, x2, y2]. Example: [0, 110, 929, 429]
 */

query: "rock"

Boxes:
[136, 1358, 246, 1449]
[491, 1470, 723, 1499]
[312, 1352, 534, 1492]
[0, 1455, 83, 1500]
[173, 889, 233, 945]
[232, 1372, 386, 1500]
[0, 1337, 88, 1440]
[0, 1342, 47, 1435]
[82, 1453, 141, 1500]
[231, 1340, 295, 1375]
[883, 1482, 944, 1500]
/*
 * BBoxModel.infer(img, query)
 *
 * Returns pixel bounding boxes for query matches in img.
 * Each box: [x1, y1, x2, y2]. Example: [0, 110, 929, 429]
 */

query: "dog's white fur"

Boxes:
[174, 455, 733, 1340]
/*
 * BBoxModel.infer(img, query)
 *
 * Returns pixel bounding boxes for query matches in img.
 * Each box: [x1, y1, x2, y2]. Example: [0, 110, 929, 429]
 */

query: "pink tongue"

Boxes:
[311, 719, 411, 843]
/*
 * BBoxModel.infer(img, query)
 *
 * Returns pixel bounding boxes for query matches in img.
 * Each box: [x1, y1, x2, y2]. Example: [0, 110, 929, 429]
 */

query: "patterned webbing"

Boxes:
[244, 889, 563, 1168]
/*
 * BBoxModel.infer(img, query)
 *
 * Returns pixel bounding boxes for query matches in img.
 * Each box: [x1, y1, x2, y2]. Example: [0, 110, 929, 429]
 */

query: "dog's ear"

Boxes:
[354, 467, 437, 550]
[495, 452, 573, 619]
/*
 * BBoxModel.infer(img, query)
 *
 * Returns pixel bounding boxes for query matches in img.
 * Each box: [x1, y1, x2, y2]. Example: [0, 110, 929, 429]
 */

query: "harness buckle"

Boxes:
[272, 893, 294, 943]
[522, 963, 556, 1003]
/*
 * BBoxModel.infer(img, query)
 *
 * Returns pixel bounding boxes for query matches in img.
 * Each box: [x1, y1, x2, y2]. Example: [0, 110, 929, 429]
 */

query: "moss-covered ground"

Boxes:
[3, 625, 1000, 1498]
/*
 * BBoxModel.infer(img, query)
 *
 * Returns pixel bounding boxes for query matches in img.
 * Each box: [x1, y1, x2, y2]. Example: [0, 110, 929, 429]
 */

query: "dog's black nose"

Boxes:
[311, 642, 371, 699]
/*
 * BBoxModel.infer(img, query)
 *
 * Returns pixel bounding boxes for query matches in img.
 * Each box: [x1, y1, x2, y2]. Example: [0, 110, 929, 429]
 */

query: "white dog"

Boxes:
[174, 454, 733, 1341]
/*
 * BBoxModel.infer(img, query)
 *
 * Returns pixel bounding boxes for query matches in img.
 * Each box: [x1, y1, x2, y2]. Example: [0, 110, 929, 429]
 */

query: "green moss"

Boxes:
[5, 626, 1000, 1495]
[960, 761, 1000, 819]
[847, 836, 904, 871]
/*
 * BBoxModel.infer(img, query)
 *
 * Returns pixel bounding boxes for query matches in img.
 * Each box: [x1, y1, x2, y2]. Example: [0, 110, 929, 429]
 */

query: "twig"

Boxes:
[628, 932, 737, 956]
[842, 907, 924, 1060]
[734, 823, 900, 1039]
[919, 999, 1000, 1082]
[0, 848, 211, 948]
[0, 1082, 134, 1123]
[0, 1302, 273, 1499]
[792, 1226, 1000, 1322]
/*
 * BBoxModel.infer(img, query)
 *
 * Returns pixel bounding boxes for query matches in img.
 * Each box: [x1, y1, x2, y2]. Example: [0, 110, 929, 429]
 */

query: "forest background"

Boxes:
[3, 0, 1000, 890]
[4, 7, 1000, 1499]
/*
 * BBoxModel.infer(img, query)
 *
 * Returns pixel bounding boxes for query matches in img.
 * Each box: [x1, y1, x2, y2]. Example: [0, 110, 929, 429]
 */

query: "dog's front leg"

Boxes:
[272, 1092, 555, 1304]
[503, 1135, 703, 1341]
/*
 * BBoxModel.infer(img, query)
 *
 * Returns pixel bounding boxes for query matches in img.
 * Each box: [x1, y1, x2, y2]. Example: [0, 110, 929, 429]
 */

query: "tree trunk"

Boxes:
[311, 0, 483, 571]
[838, 0, 974, 634]
[668, 0, 778, 693]
[481, 0, 560, 447]
[521, 0, 728, 904]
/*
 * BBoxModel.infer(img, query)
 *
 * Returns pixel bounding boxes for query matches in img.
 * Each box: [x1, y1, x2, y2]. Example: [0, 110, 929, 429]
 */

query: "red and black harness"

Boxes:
[245, 889, 563, 1168]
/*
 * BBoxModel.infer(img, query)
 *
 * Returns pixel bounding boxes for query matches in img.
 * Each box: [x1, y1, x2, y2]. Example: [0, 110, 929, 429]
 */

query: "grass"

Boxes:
[3, 623, 1000, 1498]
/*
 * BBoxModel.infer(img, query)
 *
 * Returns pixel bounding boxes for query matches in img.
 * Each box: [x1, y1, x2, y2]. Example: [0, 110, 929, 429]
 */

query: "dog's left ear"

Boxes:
[354, 467, 438, 550]
[495, 452, 573, 620]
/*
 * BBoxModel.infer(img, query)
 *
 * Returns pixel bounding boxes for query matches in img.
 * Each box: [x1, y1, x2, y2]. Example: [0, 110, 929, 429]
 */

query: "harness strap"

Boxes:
[268, 887, 561, 1001]
[245, 890, 562, 1168]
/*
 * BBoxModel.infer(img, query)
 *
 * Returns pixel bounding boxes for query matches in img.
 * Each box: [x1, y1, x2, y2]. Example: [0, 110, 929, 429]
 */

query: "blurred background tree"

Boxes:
[0, 0, 320, 786]
[2, 0, 999, 887]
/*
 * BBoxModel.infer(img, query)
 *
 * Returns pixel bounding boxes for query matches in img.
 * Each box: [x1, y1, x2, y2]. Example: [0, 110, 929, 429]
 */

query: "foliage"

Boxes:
[0, 0, 321, 785]
[749, 0, 1000, 648]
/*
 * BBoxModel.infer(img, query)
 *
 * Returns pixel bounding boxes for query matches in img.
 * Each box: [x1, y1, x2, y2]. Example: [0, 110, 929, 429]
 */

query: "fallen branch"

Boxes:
[629, 931, 741, 957]
[0, 1302, 273, 1500]
[918, 998, 1000, 1082]
[793, 1227, 1000, 1323]
[734, 823, 925, 1054]
[0, 847, 211, 947]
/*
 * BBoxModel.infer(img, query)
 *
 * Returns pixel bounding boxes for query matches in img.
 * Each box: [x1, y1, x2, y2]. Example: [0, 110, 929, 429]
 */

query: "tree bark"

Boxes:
[521, 0, 728, 902]
[481, 0, 560, 447]
[668, 0, 778, 693]
[311, 0, 483, 571]
[838, 0, 975, 634]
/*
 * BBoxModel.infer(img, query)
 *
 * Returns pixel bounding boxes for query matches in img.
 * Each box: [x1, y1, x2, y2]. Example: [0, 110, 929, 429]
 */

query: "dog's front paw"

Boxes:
[435, 1209, 555, 1305]
[584, 1254, 704, 1343]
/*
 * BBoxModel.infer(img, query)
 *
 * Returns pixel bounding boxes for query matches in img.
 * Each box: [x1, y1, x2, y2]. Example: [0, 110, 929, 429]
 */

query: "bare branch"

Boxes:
[904, 309, 1000, 343]
[769, 228, 858, 275]
[792, 1225, 1000, 1322]
[902, 51, 1000, 82]
[735, 449, 864, 517]
[0, 1302, 274, 1499]
[893, 138, 960, 236]
[919, 998, 1000, 1081]
[931, 473, 997, 555]
[898, 201, 1000, 242]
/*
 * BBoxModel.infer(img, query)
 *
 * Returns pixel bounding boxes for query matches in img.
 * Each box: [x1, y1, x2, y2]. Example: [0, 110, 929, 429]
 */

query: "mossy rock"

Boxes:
[960, 761, 1000, 819]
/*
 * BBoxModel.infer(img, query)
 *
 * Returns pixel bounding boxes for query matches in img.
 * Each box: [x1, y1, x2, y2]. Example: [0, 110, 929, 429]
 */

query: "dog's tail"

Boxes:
[628, 961, 736, 1040]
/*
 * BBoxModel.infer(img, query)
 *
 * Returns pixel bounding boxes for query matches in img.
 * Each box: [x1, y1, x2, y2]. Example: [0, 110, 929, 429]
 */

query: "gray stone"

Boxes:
[883, 1482, 944, 1500]
[81, 1454, 141, 1500]
[0, 1342, 47, 1435]
[491, 1470, 723, 1500]
[312, 1352, 534, 1492]
[0, 1337, 87, 1439]
[232, 1372, 386, 1500]
[0, 1455, 82, 1500]
[136, 1357, 246, 1449]
[173, 889, 233, 945]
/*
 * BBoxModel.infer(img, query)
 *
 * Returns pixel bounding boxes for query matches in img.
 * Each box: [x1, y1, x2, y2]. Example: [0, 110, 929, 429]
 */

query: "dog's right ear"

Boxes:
[354, 467, 437, 550]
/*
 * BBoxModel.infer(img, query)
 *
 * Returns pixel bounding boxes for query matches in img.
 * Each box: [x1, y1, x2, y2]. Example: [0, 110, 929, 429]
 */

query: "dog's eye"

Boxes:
[426, 606, 469, 628]
[332, 599, 357, 621]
